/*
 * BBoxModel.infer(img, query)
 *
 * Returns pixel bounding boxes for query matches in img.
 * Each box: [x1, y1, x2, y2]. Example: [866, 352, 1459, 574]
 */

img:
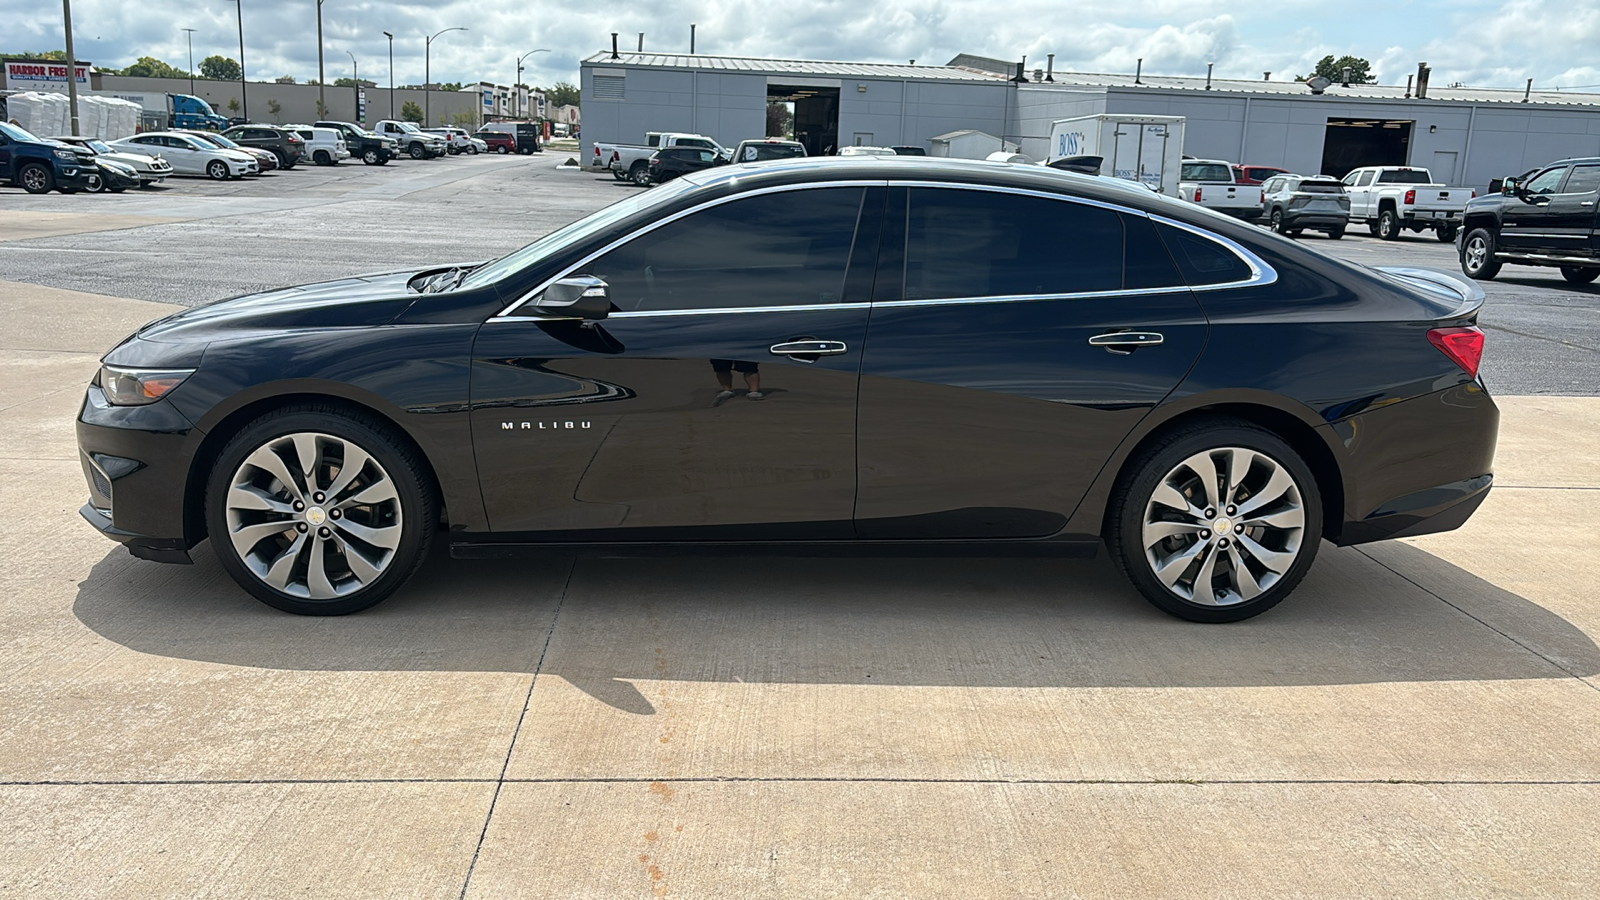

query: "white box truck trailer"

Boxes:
[1047, 114, 1185, 197]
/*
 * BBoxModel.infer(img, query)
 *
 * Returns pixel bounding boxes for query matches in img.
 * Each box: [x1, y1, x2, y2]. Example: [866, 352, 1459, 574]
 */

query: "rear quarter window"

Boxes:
[1154, 222, 1255, 287]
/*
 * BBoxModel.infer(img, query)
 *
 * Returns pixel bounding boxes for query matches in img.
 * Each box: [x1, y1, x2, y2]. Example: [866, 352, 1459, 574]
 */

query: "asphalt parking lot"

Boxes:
[2, 158, 1600, 897]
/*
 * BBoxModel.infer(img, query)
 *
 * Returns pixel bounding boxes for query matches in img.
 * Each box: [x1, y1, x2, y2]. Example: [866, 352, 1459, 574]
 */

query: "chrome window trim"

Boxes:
[486, 178, 1274, 322]
[490, 180, 887, 319]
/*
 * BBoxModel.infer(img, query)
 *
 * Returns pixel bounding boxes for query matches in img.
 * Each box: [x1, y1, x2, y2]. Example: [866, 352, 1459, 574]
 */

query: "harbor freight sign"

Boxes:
[3, 60, 92, 92]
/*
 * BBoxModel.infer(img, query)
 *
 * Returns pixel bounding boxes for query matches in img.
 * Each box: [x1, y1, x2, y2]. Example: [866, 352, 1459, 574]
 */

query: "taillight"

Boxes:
[593, 146, 600, 156]
[1405, 189, 1416, 205]
[1471, 189, 1477, 199]
[1193, 188, 1202, 202]
[1259, 189, 1264, 204]
[1427, 326, 1484, 378]
[611, 151, 619, 162]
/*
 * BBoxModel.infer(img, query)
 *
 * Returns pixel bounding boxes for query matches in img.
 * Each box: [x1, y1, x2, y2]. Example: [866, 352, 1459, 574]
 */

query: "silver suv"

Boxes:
[1261, 174, 1350, 239]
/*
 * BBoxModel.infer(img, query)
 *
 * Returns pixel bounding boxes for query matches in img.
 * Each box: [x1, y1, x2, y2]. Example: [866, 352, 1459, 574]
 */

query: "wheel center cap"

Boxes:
[1214, 517, 1233, 535]
[305, 506, 327, 526]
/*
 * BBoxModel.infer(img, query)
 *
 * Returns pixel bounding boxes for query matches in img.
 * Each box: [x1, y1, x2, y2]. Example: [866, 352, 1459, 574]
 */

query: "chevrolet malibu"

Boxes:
[77, 158, 1498, 622]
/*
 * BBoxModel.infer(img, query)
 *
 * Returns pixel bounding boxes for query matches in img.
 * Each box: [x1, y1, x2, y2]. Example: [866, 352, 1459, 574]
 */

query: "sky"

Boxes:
[4, 0, 1600, 94]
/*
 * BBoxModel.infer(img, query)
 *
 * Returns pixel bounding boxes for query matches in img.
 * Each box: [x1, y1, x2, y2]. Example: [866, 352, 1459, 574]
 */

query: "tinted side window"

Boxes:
[1122, 214, 1186, 291]
[1355, 171, 1376, 187]
[1154, 222, 1254, 287]
[1564, 164, 1600, 194]
[904, 189, 1123, 299]
[586, 187, 864, 312]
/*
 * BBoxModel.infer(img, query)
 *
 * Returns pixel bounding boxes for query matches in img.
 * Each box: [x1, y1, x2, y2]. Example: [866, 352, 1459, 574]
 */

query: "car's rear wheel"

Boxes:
[1461, 228, 1502, 280]
[18, 162, 54, 194]
[314, 150, 331, 165]
[206, 406, 436, 616]
[630, 162, 650, 186]
[207, 160, 230, 180]
[1108, 421, 1322, 623]
[1366, 219, 1380, 236]
[1561, 266, 1600, 285]
[1269, 210, 1289, 235]
[1326, 226, 1345, 239]
[1436, 223, 1458, 243]
[1377, 209, 1401, 240]
[497, 145, 509, 154]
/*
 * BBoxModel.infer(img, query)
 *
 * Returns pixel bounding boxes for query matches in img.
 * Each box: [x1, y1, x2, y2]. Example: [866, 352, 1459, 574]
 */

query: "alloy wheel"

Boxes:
[1464, 236, 1489, 272]
[1141, 447, 1306, 607]
[224, 432, 403, 600]
[20, 165, 50, 193]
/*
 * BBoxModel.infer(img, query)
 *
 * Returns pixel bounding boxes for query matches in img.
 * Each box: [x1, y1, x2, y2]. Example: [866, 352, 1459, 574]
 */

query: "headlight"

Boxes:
[54, 148, 76, 160]
[98, 365, 195, 406]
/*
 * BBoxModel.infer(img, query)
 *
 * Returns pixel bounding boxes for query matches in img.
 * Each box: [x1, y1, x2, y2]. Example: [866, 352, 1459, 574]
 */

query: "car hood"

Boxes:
[101, 150, 169, 169]
[134, 271, 425, 343]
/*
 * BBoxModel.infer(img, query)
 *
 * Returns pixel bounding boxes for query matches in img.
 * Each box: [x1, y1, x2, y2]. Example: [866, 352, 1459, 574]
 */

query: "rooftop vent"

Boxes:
[1306, 75, 1331, 95]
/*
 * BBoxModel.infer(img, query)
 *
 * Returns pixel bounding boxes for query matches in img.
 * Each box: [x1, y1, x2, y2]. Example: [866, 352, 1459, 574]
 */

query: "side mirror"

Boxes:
[1502, 178, 1521, 198]
[534, 276, 611, 320]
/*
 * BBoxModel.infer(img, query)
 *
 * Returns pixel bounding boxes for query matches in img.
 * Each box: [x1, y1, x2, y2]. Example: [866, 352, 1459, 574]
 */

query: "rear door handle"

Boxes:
[1089, 331, 1165, 354]
[770, 339, 848, 361]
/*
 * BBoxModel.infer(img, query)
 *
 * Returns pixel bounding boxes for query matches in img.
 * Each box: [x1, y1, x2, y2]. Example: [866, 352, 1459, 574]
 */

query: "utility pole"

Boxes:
[62, 0, 81, 135]
[382, 31, 394, 120]
[345, 50, 358, 122]
[182, 27, 196, 94]
[316, 0, 325, 114]
[231, 0, 248, 120]
[424, 26, 466, 125]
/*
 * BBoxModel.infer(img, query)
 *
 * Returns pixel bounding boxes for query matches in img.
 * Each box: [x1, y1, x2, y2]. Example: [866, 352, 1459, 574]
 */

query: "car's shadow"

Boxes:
[1495, 276, 1600, 295]
[73, 539, 1600, 714]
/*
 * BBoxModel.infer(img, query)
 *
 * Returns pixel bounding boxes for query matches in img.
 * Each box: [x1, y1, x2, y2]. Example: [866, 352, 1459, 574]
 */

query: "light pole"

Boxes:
[382, 31, 394, 119]
[315, 0, 325, 116]
[229, 0, 247, 120]
[424, 26, 466, 125]
[345, 50, 358, 122]
[516, 48, 549, 120]
[181, 27, 196, 94]
[62, 0, 81, 135]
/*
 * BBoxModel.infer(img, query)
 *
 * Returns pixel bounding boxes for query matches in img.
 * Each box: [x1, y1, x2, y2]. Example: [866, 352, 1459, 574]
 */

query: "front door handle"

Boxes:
[1088, 331, 1165, 354]
[770, 339, 848, 361]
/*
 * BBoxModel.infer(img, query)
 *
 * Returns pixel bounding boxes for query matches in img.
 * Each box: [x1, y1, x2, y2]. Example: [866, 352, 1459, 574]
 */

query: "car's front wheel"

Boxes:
[1436, 223, 1458, 243]
[1560, 266, 1600, 285]
[1269, 209, 1289, 235]
[1108, 421, 1322, 623]
[84, 171, 105, 193]
[206, 406, 436, 615]
[207, 160, 230, 180]
[1461, 228, 1502, 280]
[409, 143, 427, 160]
[363, 149, 381, 165]
[18, 162, 54, 194]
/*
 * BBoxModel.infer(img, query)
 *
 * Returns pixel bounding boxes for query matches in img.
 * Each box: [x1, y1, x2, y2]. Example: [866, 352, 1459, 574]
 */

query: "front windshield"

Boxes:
[459, 178, 703, 291]
[87, 140, 113, 153]
[398, 122, 421, 134]
[0, 121, 41, 142]
[206, 134, 240, 148]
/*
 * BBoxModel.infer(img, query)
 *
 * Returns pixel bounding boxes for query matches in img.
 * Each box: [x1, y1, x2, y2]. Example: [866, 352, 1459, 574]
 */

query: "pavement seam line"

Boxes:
[5, 777, 1600, 787]
[1356, 546, 1600, 693]
[456, 555, 576, 900]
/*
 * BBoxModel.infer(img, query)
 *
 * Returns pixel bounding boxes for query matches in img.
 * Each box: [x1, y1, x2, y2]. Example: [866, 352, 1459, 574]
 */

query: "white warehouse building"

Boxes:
[581, 50, 1600, 188]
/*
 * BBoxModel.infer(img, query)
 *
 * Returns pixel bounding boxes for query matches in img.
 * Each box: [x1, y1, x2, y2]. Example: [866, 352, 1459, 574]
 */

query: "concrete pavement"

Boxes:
[2, 278, 1599, 898]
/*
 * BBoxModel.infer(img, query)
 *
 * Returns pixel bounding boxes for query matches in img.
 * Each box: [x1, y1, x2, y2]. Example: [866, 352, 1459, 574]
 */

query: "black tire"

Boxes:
[363, 148, 381, 165]
[630, 161, 650, 186]
[84, 171, 105, 193]
[1561, 266, 1600, 285]
[18, 162, 54, 194]
[1106, 419, 1323, 623]
[205, 404, 437, 616]
[1436, 224, 1458, 243]
[315, 150, 331, 165]
[409, 143, 427, 160]
[1377, 209, 1401, 240]
[1461, 228, 1502, 281]
[1326, 227, 1345, 240]
[1366, 218, 1380, 236]
[207, 160, 230, 180]
[1269, 209, 1287, 234]
[273, 151, 290, 169]
[497, 145, 509, 154]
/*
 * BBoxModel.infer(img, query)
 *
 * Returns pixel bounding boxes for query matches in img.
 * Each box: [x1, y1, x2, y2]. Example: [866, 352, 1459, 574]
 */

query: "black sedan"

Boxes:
[77, 158, 1498, 622]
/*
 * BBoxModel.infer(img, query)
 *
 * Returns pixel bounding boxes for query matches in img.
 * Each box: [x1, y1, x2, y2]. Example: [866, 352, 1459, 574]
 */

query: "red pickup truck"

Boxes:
[472, 131, 516, 154]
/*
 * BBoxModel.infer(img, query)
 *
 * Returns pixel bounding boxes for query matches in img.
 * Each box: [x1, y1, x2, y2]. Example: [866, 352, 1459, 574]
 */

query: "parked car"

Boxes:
[472, 130, 516, 154]
[222, 125, 305, 169]
[838, 146, 898, 156]
[1458, 158, 1600, 284]
[314, 121, 395, 165]
[85, 157, 141, 193]
[110, 132, 257, 180]
[733, 139, 807, 163]
[1341, 166, 1473, 242]
[0, 121, 96, 193]
[891, 146, 928, 156]
[181, 131, 276, 174]
[1260, 174, 1350, 239]
[373, 120, 446, 159]
[76, 158, 1496, 624]
[282, 125, 349, 166]
[467, 136, 488, 154]
[50, 136, 173, 187]
[647, 146, 725, 183]
[423, 127, 474, 154]
[1232, 164, 1288, 186]
[1179, 159, 1262, 220]
[592, 132, 730, 183]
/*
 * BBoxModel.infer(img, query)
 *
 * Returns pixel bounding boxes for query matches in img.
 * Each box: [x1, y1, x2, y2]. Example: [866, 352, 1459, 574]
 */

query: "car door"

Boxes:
[1545, 163, 1600, 257]
[151, 136, 197, 174]
[853, 186, 1209, 539]
[469, 184, 880, 539]
[0, 132, 12, 181]
[1345, 170, 1376, 218]
[1499, 164, 1570, 252]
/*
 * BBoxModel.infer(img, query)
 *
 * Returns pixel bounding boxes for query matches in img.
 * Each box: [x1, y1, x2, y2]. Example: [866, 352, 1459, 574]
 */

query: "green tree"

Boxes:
[200, 55, 242, 81]
[546, 81, 578, 107]
[266, 98, 282, 121]
[450, 111, 476, 127]
[766, 102, 793, 138]
[400, 99, 424, 123]
[1299, 55, 1374, 84]
[274, 75, 296, 84]
[438, 81, 464, 92]
[4, 50, 68, 60]
[226, 97, 240, 113]
[120, 56, 187, 78]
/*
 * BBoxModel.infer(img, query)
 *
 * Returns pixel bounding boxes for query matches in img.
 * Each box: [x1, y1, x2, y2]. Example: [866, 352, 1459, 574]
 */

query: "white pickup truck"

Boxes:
[591, 132, 731, 185]
[1341, 166, 1475, 242]
[1179, 159, 1263, 220]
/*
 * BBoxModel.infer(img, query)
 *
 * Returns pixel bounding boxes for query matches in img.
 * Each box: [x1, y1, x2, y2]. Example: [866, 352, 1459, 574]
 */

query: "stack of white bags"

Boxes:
[6, 91, 143, 139]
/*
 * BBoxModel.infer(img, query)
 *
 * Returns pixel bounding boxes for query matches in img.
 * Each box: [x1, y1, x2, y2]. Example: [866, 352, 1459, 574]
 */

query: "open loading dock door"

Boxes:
[1321, 119, 1414, 179]
[769, 84, 838, 157]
